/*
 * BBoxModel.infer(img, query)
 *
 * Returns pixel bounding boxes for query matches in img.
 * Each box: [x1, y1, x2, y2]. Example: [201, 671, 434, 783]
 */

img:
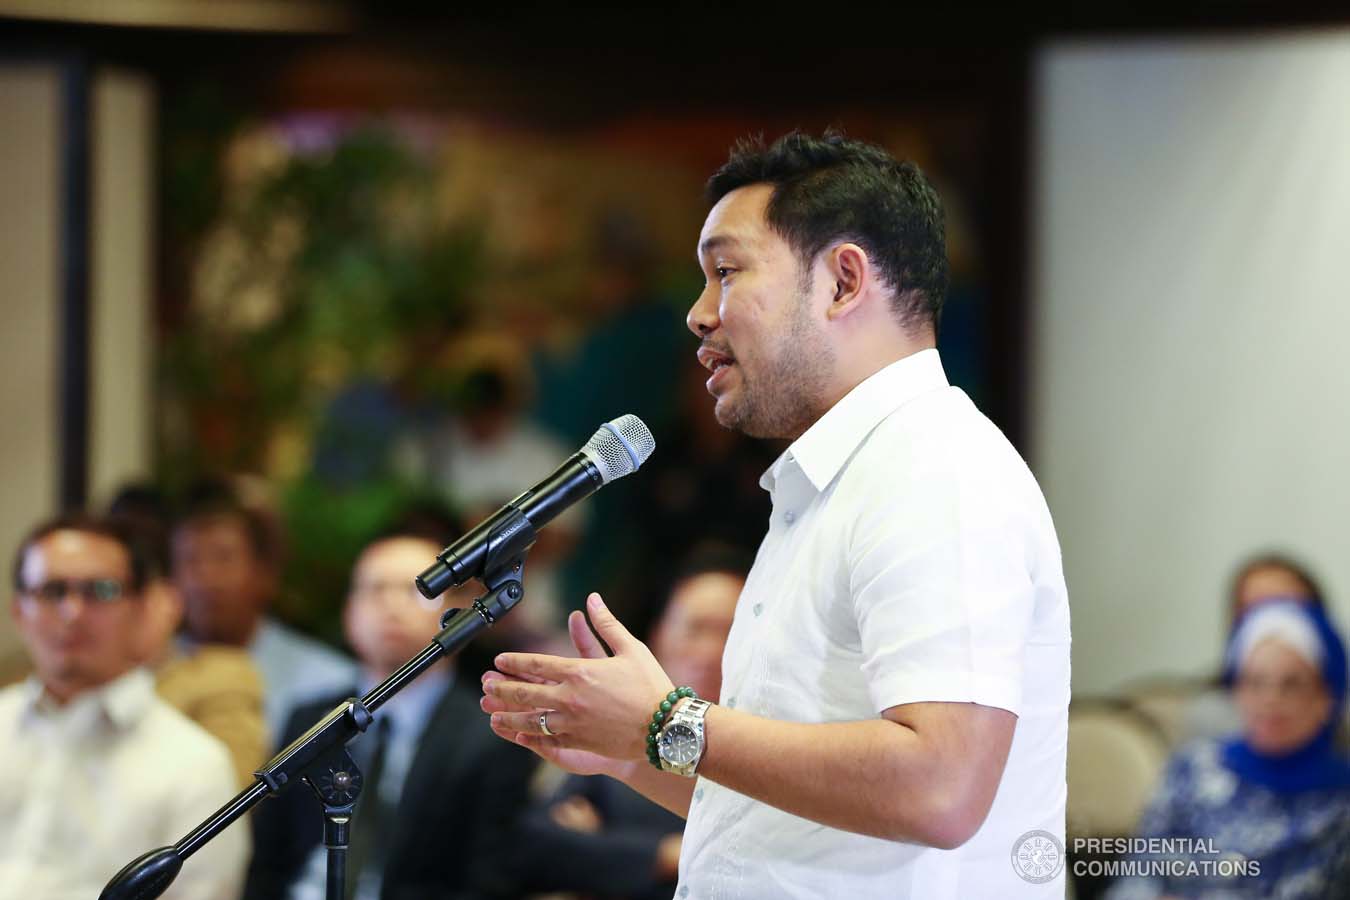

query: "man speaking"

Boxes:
[482, 131, 1071, 898]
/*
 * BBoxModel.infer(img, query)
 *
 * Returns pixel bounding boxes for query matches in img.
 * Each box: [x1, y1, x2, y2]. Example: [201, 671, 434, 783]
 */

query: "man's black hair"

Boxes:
[669, 541, 755, 590]
[174, 477, 279, 567]
[108, 482, 172, 581]
[365, 501, 464, 554]
[11, 513, 148, 593]
[706, 130, 949, 332]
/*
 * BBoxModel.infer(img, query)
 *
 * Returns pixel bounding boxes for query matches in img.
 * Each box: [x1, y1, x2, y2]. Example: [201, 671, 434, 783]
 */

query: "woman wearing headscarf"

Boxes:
[1106, 599, 1350, 900]
[1184, 554, 1327, 741]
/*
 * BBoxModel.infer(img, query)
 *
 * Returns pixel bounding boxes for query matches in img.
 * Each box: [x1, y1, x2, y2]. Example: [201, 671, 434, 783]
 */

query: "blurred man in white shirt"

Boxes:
[0, 514, 248, 900]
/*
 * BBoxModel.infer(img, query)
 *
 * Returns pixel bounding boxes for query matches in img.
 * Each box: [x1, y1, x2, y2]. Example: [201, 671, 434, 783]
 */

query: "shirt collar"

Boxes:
[246, 616, 280, 656]
[20, 667, 157, 732]
[100, 667, 157, 729]
[762, 348, 949, 495]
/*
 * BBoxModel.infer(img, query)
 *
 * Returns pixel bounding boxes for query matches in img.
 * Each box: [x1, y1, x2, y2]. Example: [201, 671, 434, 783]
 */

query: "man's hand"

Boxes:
[481, 592, 677, 768]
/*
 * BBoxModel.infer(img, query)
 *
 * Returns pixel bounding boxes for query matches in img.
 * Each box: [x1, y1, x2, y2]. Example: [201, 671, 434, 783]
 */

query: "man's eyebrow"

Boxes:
[698, 234, 741, 258]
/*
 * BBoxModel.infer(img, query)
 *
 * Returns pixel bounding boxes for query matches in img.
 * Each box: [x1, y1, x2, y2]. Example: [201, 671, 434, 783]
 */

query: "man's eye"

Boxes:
[716, 267, 734, 280]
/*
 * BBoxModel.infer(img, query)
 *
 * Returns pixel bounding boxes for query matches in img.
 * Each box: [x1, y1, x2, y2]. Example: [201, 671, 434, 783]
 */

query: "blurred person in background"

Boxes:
[395, 330, 581, 641]
[245, 515, 536, 900]
[0, 514, 248, 899]
[516, 545, 748, 900]
[389, 329, 587, 704]
[1106, 599, 1350, 900]
[1226, 553, 1325, 625]
[172, 478, 357, 739]
[110, 486, 266, 788]
[1185, 554, 1329, 742]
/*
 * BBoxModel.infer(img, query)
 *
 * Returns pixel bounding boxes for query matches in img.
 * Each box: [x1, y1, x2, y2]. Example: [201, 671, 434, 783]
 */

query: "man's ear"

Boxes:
[824, 243, 870, 321]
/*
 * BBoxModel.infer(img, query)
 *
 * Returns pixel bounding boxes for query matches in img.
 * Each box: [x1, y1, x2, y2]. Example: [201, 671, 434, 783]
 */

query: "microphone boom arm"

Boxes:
[100, 553, 530, 900]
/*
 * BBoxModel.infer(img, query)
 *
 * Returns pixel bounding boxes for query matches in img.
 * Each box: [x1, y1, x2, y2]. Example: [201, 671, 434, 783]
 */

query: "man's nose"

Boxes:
[56, 595, 88, 623]
[686, 285, 719, 338]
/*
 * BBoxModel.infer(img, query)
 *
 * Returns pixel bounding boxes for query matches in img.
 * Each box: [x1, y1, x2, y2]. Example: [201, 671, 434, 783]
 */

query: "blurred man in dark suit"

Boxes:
[244, 520, 536, 900]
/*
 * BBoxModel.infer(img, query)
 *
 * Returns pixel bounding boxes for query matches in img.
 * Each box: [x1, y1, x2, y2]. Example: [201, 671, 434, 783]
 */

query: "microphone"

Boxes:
[415, 414, 655, 598]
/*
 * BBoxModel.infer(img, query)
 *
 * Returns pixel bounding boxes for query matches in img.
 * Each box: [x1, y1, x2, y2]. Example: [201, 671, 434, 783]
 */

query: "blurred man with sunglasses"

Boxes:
[0, 514, 248, 899]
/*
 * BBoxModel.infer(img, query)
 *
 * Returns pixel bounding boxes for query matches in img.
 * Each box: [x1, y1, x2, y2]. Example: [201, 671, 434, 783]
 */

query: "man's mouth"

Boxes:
[697, 346, 736, 373]
[697, 346, 737, 394]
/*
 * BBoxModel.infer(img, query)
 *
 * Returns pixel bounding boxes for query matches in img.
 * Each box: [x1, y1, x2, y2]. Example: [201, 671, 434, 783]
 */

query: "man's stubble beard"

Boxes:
[718, 285, 834, 441]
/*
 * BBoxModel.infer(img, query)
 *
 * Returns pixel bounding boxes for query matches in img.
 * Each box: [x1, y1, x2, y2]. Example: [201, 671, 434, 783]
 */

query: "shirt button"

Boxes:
[726, 696, 736, 708]
[752, 603, 764, 617]
[784, 510, 796, 525]
[694, 787, 705, 802]
[679, 886, 690, 898]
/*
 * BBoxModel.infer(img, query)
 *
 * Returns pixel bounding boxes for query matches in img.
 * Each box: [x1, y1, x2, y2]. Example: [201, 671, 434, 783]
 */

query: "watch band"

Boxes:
[657, 697, 711, 777]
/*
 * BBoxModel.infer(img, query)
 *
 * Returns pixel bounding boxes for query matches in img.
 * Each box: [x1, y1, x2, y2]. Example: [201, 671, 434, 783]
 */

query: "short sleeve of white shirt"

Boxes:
[844, 405, 1039, 717]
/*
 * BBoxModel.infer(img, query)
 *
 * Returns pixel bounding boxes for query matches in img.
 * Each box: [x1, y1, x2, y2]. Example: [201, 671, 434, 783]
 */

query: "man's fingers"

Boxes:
[494, 651, 576, 681]
[488, 717, 560, 753]
[568, 609, 609, 659]
[483, 677, 563, 710]
[480, 687, 554, 715]
[480, 693, 540, 715]
[491, 710, 568, 737]
[582, 593, 639, 654]
[483, 668, 555, 688]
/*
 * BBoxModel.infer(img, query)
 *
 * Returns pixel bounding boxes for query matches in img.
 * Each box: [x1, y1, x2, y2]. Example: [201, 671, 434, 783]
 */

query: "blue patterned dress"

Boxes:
[1104, 740, 1350, 900]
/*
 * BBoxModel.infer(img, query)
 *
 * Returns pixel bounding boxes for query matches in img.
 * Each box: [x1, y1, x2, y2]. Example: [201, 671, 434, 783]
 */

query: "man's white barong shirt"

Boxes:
[678, 349, 1071, 899]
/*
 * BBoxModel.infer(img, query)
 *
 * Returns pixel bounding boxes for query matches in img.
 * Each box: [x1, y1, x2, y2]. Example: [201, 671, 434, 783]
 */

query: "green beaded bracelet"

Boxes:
[646, 686, 697, 769]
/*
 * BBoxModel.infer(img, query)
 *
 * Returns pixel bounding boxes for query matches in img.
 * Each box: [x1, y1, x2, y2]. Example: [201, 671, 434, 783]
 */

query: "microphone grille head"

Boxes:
[582, 414, 656, 483]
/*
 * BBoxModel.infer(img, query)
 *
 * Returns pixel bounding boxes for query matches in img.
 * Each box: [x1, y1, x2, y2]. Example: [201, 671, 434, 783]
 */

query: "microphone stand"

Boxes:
[99, 554, 529, 900]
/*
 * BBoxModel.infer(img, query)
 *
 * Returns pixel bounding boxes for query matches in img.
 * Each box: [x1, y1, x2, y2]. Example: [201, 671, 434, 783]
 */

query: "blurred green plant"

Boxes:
[159, 121, 484, 636]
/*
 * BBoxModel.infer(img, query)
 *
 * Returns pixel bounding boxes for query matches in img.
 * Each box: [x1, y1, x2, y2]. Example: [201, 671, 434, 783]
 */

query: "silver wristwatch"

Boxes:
[657, 698, 711, 777]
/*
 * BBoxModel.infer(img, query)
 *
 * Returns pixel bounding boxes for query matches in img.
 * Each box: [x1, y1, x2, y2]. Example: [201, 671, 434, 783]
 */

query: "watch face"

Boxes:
[658, 723, 700, 765]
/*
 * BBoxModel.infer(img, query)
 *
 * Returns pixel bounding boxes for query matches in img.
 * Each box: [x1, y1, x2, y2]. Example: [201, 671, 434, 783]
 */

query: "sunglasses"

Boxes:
[20, 578, 130, 605]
